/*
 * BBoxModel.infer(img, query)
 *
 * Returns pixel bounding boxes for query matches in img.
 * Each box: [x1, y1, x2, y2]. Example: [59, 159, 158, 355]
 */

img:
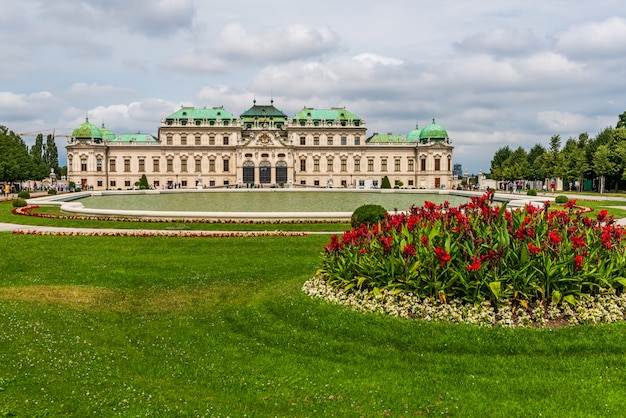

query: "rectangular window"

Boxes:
[209, 159, 215, 172]
[110, 180, 116, 188]
[223, 159, 229, 172]
[125, 180, 131, 187]
[153, 159, 160, 172]
[223, 137, 229, 145]
[341, 136, 347, 146]
[313, 159, 320, 172]
[368, 159, 374, 172]
[167, 159, 173, 172]
[209, 180, 215, 187]
[181, 159, 187, 172]
[420, 159, 426, 171]
[195, 135, 201, 145]
[300, 136, 306, 145]
[408, 159, 414, 171]
[395, 159, 401, 172]
[354, 159, 360, 172]
[381, 159, 387, 172]
[181, 136, 187, 145]
[327, 157, 333, 172]
[124, 159, 131, 173]
[314, 180, 320, 186]
[109, 159, 116, 172]
[341, 159, 347, 172]
[138, 159, 145, 172]
[224, 180, 229, 186]
[209, 136, 215, 145]
[354, 137, 360, 145]
[97, 180, 103, 187]
[327, 137, 333, 146]
[182, 180, 188, 187]
[408, 180, 414, 186]
[195, 159, 201, 172]
[435, 159, 441, 171]
[166, 136, 172, 145]
[96, 159, 102, 172]
[300, 159, 306, 172]
[313, 137, 319, 146]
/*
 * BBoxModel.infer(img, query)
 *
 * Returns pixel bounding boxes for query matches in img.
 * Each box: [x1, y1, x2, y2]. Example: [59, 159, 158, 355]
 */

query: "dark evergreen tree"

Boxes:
[381, 175, 391, 189]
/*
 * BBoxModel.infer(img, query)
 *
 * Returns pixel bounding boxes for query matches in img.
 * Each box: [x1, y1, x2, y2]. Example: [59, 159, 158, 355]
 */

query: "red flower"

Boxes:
[380, 236, 393, 254]
[574, 254, 583, 270]
[549, 229, 562, 246]
[325, 235, 344, 253]
[597, 209, 608, 222]
[434, 246, 451, 266]
[527, 243, 541, 255]
[402, 244, 416, 257]
[466, 256, 481, 272]
[421, 235, 429, 248]
[571, 234, 586, 250]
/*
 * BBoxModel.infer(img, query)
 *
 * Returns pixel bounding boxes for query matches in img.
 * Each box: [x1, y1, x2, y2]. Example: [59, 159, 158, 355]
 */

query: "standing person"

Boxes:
[551, 182, 556, 193]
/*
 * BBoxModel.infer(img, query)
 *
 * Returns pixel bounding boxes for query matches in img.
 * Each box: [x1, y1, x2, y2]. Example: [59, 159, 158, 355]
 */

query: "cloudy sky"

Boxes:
[2, 0, 626, 174]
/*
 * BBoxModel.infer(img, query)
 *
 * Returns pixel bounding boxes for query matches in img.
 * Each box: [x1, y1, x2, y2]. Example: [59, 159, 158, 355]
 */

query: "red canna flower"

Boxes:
[402, 243, 416, 257]
[549, 229, 562, 246]
[574, 254, 583, 270]
[466, 256, 481, 272]
[434, 246, 451, 266]
[597, 209, 608, 222]
[527, 243, 541, 255]
[421, 235, 429, 248]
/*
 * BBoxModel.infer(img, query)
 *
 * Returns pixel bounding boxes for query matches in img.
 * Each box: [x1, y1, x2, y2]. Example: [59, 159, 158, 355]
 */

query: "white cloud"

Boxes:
[455, 28, 540, 56]
[557, 16, 626, 59]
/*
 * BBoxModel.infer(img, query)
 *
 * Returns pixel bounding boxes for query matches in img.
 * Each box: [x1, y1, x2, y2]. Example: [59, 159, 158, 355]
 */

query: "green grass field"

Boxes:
[1, 199, 626, 416]
[1, 233, 626, 417]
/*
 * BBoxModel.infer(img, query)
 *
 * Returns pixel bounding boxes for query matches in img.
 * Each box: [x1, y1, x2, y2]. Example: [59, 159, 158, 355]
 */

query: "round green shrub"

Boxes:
[47, 189, 57, 195]
[12, 198, 27, 208]
[351, 204, 387, 227]
[527, 189, 537, 196]
[555, 195, 569, 204]
[17, 190, 30, 199]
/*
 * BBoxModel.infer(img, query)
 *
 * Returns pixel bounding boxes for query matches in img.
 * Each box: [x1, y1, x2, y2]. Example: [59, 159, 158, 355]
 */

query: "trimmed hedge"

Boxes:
[555, 195, 569, 204]
[351, 204, 387, 228]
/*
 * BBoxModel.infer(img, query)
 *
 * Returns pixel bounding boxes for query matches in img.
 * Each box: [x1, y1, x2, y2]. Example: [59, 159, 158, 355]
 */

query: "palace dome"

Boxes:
[72, 117, 103, 140]
[406, 123, 421, 142]
[419, 118, 448, 140]
[99, 123, 116, 141]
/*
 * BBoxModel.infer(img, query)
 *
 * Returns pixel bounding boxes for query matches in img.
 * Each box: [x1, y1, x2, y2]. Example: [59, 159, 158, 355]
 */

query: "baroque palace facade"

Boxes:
[66, 101, 453, 190]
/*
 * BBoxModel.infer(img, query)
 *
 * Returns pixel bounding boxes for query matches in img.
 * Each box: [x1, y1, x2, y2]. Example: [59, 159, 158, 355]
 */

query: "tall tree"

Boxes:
[490, 146, 512, 180]
[29, 133, 48, 180]
[0, 125, 33, 185]
[44, 134, 59, 174]
[617, 111, 626, 129]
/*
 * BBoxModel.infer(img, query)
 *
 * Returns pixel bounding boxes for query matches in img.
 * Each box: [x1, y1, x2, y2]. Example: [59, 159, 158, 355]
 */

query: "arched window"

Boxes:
[259, 161, 271, 184]
[276, 161, 288, 184]
[243, 161, 255, 184]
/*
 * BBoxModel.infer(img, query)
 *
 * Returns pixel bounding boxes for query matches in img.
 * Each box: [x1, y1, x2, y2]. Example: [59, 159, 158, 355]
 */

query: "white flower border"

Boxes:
[302, 276, 626, 327]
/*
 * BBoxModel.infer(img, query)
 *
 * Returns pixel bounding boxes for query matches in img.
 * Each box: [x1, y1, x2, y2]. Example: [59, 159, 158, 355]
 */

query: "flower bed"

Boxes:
[306, 194, 626, 327]
[12, 229, 306, 238]
[12, 205, 344, 225]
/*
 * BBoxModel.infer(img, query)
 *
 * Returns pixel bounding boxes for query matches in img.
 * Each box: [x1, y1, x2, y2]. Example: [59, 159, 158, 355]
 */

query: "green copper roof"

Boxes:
[165, 106, 235, 120]
[240, 101, 287, 120]
[72, 117, 103, 140]
[292, 107, 361, 121]
[99, 123, 116, 141]
[366, 133, 407, 144]
[419, 118, 448, 140]
[112, 133, 158, 143]
[406, 123, 421, 142]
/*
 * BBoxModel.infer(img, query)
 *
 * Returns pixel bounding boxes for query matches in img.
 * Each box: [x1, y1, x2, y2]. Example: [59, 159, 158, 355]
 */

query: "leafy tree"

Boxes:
[490, 146, 511, 180]
[44, 134, 59, 174]
[0, 125, 33, 185]
[560, 137, 589, 190]
[29, 133, 48, 180]
[617, 111, 626, 129]
[593, 144, 617, 193]
[525, 144, 546, 180]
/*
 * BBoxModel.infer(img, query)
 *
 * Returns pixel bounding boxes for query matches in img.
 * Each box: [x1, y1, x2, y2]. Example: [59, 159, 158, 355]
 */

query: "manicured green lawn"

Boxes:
[1, 233, 626, 417]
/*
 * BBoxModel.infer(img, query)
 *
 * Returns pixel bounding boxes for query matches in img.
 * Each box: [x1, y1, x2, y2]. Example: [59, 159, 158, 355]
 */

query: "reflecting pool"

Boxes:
[76, 190, 470, 213]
